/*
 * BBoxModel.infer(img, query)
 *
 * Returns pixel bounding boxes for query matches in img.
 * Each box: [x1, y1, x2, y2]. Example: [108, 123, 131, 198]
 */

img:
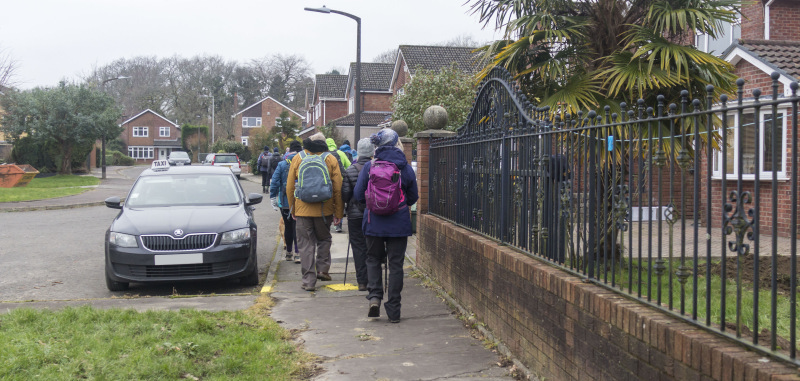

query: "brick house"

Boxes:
[696, 0, 800, 237]
[119, 109, 181, 164]
[389, 45, 483, 96]
[232, 96, 304, 147]
[331, 62, 395, 143]
[308, 74, 348, 128]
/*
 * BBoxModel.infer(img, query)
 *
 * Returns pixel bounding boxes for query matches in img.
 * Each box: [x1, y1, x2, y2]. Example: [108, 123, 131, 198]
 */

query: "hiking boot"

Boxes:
[285, 252, 293, 261]
[358, 283, 367, 291]
[316, 272, 332, 281]
[293, 255, 301, 263]
[368, 298, 381, 318]
[301, 285, 315, 291]
[389, 318, 400, 323]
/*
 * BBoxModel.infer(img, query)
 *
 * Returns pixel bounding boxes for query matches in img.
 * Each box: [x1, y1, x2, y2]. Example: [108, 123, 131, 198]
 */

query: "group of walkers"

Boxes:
[261, 128, 418, 323]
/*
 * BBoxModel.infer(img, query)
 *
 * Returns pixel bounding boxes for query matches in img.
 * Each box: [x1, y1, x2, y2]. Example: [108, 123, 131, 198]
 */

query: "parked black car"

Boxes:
[167, 151, 191, 166]
[103, 162, 262, 291]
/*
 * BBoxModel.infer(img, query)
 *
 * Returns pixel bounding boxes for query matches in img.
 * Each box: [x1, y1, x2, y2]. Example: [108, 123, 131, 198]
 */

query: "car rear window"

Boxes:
[170, 152, 189, 159]
[126, 174, 241, 207]
[214, 155, 238, 164]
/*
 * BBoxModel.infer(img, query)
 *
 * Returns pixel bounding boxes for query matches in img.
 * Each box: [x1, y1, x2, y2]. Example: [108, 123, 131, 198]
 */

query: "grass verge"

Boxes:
[0, 175, 99, 202]
[0, 300, 316, 380]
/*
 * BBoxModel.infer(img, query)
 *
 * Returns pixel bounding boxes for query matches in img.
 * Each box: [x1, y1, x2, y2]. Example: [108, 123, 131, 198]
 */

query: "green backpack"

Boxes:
[294, 151, 333, 203]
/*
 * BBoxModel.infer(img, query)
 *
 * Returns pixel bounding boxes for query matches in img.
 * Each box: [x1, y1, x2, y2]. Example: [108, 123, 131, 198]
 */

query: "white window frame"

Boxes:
[712, 108, 788, 180]
[159, 127, 170, 137]
[128, 146, 154, 159]
[242, 117, 262, 127]
[132, 126, 148, 137]
[241, 137, 249, 146]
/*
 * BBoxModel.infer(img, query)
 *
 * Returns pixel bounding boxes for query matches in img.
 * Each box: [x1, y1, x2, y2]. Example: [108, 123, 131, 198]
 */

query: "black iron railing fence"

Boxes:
[429, 67, 800, 364]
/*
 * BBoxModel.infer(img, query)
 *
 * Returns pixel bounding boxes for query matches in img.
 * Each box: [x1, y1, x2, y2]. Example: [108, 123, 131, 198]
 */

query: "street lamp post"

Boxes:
[202, 94, 215, 145]
[100, 76, 130, 179]
[304, 5, 361, 143]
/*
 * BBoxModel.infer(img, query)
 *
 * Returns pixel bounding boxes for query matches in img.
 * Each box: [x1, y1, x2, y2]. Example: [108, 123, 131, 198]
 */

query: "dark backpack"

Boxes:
[269, 153, 281, 171]
[294, 151, 333, 203]
[365, 160, 404, 215]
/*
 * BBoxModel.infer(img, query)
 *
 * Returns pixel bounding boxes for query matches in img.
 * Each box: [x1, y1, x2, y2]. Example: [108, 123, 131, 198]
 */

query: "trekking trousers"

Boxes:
[295, 216, 333, 288]
[365, 236, 407, 321]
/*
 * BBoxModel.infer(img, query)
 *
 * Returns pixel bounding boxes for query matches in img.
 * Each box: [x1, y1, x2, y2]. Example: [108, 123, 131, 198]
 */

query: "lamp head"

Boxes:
[304, 5, 331, 13]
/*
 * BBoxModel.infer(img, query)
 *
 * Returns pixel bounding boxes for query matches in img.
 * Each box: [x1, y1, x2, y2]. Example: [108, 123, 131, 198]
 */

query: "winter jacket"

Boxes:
[326, 138, 351, 170]
[256, 151, 271, 172]
[269, 151, 299, 209]
[339, 143, 354, 162]
[286, 138, 344, 219]
[353, 146, 418, 237]
[341, 155, 370, 219]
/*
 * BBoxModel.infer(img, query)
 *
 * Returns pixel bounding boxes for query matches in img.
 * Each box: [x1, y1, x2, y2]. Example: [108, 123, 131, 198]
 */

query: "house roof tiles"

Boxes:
[738, 39, 800, 80]
[397, 45, 483, 76]
[347, 62, 394, 92]
[314, 74, 348, 100]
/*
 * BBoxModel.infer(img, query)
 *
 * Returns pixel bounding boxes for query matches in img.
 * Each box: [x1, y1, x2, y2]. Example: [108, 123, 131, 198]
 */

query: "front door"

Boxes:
[159, 149, 167, 160]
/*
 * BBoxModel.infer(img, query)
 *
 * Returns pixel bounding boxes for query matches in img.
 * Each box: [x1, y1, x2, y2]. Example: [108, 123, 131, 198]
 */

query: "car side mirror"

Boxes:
[246, 193, 263, 206]
[105, 196, 123, 209]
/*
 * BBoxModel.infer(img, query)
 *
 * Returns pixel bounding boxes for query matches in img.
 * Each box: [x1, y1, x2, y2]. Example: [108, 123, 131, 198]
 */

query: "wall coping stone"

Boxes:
[414, 130, 457, 138]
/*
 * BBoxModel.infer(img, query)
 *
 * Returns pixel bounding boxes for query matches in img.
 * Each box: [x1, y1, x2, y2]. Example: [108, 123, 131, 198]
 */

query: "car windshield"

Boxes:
[126, 174, 241, 207]
[170, 152, 189, 159]
[215, 155, 238, 164]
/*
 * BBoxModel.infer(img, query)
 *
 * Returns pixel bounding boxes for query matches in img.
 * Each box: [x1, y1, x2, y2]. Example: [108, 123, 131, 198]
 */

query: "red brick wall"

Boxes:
[121, 111, 179, 164]
[362, 92, 392, 112]
[741, 0, 800, 41]
[392, 58, 411, 95]
[313, 100, 348, 126]
[741, 1, 765, 40]
[235, 98, 304, 142]
[414, 133, 800, 380]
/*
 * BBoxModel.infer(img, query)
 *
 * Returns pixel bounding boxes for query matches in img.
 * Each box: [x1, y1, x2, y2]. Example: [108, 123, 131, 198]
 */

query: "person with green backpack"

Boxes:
[286, 132, 344, 291]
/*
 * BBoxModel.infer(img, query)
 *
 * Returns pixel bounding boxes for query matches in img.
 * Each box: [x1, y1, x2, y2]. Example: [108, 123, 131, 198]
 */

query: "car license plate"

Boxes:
[154, 253, 203, 265]
[223, 165, 232, 168]
[177, 162, 184, 166]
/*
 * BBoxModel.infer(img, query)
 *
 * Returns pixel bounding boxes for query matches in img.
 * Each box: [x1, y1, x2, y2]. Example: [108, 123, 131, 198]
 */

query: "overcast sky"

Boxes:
[1, 0, 501, 89]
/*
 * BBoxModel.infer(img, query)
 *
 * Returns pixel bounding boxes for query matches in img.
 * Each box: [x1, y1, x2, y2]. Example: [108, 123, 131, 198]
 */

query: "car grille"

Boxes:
[129, 263, 229, 278]
[141, 233, 217, 252]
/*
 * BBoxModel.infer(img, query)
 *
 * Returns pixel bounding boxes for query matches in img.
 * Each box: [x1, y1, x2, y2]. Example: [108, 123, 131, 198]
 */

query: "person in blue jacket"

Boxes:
[270, 140, 303, 263]
[353, 128, 418, 323]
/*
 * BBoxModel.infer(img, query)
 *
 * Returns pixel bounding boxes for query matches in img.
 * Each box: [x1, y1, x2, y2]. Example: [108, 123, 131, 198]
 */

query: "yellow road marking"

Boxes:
[260, 285, 272, 293]
[325, 283, 359, 291]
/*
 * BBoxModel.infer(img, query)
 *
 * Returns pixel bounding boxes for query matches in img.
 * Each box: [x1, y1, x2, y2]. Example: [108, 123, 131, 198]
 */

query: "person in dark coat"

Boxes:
[340, 138, 374, 291]
[270, 140, 303, 262]
[256, 146, 272, 192]
[353, 128, 418, 323]
[267, 147, 282, 183]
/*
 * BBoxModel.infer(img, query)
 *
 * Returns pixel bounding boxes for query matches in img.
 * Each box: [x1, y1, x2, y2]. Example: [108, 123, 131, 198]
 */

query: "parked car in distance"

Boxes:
[203, 153, 242, 178]
[103, 161, 262, 291]
[167, 151, 191, 166]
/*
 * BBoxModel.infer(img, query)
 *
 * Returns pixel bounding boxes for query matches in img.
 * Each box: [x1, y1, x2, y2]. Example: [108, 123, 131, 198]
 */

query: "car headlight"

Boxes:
[109, 232, 138, 248]
[220, 228, 251, 244]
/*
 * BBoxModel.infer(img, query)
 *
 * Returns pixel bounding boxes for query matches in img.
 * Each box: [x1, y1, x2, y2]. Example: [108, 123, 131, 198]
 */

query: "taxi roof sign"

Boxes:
[151, 160, 170, 171]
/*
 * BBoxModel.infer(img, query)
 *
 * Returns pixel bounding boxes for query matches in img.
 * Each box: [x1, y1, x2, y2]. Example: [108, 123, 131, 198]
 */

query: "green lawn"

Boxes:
[0, 300, 315, 380]
[0, 175, 100, 202]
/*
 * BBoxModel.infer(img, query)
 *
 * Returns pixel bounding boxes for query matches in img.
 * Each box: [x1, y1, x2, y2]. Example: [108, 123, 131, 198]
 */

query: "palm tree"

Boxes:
[468, 0, 743, 275]
[469, 0, 741, 112]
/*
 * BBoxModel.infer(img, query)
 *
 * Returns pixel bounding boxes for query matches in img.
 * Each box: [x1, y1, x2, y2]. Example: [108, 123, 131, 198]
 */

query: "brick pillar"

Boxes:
[413, 130, 456, 216]
[400, 137, 414, 163]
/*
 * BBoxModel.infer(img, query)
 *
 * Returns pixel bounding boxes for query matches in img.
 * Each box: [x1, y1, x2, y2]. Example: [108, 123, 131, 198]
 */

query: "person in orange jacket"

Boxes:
[286, 132, 344, 291]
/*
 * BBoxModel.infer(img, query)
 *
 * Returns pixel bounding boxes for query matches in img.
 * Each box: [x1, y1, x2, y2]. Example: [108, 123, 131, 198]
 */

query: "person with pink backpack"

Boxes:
[352, 128, 418, 323]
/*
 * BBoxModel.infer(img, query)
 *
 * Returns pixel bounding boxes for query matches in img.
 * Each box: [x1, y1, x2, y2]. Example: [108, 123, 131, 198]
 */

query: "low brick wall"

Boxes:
[416, 214, 800, 380]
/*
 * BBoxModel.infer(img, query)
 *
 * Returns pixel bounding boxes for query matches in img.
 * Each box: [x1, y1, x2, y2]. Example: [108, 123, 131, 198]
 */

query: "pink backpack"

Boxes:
[365, 160, 404, 215]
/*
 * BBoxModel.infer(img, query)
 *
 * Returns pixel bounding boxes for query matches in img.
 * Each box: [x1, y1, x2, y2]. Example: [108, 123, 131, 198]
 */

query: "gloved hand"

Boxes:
[270, 198, 278, 211]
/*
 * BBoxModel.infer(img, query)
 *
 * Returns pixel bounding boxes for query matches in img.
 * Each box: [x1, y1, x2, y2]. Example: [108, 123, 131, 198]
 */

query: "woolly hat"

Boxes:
[356, 137, 375, 158]
[263, 146, 269, 151]
[370, 128, 399, 148]
[289, 140, 303, 152]
[273, 147, 279, 153]
[308, 132, 326, 142]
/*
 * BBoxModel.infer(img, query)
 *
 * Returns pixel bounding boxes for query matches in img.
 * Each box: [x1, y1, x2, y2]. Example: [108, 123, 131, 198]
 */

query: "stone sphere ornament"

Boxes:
[390, 120, 409, 137]
[423, 105, 448, 130]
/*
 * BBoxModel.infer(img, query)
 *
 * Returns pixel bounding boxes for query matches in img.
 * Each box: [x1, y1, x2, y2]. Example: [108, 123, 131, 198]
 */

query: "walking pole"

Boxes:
[343, 240, 351, 285]
[384, 253, 388, 293]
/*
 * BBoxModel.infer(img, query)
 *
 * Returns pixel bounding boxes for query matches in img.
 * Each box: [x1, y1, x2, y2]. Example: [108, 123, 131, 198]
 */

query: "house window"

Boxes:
[242, 117, 262, 127]
[695, 17, 741, 55]
[128, 146, 154, 159]
[241, 137, 249, 146]
[397, 88, 405, 96]
[133, 127, 148, 137]
[159, 127, 170, 137]
[713, 109, 787, 179]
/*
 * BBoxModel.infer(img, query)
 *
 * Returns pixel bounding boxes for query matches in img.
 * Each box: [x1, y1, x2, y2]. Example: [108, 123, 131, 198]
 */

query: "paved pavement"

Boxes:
[0, 166, 518, 380]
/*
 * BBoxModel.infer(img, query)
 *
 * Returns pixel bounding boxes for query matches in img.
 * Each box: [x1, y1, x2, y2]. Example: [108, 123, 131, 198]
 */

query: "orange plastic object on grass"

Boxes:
[0, 164, 40, 188]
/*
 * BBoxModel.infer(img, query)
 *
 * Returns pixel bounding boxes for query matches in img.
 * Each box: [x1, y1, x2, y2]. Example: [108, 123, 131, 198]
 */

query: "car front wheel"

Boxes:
[105, 272, 129, 291]
[240, 258, 259, 286]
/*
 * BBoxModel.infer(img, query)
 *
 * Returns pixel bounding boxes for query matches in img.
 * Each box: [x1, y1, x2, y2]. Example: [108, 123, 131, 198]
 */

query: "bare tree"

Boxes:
[371, 48, 398, 64]
[438, 34, 485, 48]
[0, 47, 18, 90]
[251, 54, 312, 112]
